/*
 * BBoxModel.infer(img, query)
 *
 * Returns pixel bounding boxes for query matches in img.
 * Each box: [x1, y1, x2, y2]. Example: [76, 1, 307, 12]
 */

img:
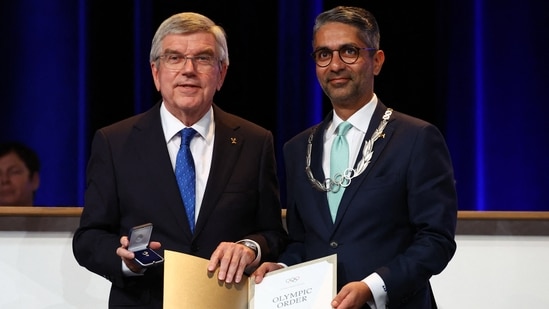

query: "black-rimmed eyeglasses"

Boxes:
[311, 46, 376, 67]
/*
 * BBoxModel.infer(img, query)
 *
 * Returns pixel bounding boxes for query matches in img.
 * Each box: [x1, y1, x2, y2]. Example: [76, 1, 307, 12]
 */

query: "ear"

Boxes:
[372, 50, 385, 76]
[31, 172, 40, 192]
[151, 62, 161, 91]
[216, 63, 228, 91]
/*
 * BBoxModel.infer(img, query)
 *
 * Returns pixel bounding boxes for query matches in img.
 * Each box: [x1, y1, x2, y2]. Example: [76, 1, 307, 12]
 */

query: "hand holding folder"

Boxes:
[163, 250, 336, 309]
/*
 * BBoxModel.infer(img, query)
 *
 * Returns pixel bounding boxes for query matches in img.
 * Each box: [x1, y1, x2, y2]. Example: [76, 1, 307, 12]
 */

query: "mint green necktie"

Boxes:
[328, 121, 352, 221]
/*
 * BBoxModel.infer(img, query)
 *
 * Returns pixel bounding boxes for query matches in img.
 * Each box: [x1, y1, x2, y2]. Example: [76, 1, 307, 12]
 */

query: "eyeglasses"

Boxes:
[157, 53, 219, 73]
[311, 46, 376, 67]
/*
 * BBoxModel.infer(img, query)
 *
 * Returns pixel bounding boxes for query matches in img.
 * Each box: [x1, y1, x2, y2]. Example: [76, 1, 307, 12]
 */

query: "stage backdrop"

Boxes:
[1, 0, 547, 210]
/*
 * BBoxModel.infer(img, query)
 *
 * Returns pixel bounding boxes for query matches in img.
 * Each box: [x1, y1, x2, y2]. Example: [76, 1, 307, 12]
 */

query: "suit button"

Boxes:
[330, 241, 338, 248]
[191, 244, 199, 252]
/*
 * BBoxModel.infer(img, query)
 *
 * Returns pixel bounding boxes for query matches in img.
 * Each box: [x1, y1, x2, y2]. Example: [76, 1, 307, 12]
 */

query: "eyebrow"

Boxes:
[314, 43, 361, 51]
[163, 48, 215, 56]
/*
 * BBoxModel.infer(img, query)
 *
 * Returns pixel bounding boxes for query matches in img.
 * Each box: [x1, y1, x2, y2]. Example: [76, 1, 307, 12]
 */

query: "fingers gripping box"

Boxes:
[128, 223, 164, 267]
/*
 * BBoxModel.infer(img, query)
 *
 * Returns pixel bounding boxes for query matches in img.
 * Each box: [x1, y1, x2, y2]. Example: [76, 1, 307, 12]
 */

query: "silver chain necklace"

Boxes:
[305, 108, 393, 192]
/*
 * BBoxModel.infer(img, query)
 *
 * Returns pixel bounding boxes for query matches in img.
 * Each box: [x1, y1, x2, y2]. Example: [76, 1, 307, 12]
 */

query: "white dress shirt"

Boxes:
[161, 103, 215, 222]
[322, 94, 388, 309]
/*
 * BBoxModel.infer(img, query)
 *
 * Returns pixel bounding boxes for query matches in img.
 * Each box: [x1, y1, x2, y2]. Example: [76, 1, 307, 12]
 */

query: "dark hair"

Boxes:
[313, 6, 380, 50]
[0, 142, 41, 176]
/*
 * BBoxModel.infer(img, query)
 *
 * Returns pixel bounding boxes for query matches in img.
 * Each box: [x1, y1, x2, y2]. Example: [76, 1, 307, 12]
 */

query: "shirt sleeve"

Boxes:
[363, 272, 387, 309]
[121, 261, 146, 276]
[236, 239, 262, 273]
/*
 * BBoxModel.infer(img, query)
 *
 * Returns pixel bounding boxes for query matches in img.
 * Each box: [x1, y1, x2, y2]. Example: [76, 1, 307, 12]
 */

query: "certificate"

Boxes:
[249, 254, 337, 309]
[163, 250, 336, 309]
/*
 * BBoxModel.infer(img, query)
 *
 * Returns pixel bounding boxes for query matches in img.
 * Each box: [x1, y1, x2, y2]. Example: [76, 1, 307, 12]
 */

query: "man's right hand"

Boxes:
[117, 235, 161, 273]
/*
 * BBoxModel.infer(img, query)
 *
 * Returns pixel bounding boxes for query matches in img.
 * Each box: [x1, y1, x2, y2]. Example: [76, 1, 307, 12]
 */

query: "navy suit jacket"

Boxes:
[73, 103, 288, 308]
[280, 101, 457, 308]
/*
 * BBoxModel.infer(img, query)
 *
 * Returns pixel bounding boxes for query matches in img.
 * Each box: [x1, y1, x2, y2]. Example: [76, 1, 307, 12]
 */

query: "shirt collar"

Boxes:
[329, 94, 378, 136]
[160, 103, 213, 143]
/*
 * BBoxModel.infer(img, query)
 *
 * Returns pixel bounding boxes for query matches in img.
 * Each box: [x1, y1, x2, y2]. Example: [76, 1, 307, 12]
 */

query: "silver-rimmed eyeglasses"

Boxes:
[157, 53, 219, 73]
[311, 45, 376, 67]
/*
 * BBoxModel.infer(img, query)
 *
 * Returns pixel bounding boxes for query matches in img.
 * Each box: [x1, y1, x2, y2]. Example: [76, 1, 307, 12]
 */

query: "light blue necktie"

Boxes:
[328, 121, 352, 222]
[175, 128, 197, 233]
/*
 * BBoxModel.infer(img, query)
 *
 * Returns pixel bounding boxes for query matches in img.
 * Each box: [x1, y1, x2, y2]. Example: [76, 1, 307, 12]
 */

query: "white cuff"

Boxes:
[236, 239, 261, 267]
[363, 272, 387, 309]
[121, 261, 145, 276]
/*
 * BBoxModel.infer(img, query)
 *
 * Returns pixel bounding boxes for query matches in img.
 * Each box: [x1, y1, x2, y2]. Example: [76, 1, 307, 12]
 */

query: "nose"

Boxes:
[328, 51, 346, 69]
[181, 56, 197, 72]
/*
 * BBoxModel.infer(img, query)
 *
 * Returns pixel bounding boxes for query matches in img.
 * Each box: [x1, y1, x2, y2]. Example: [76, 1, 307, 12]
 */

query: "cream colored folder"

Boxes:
[163, 250, 248, 309]
[163, 250, 336, 309]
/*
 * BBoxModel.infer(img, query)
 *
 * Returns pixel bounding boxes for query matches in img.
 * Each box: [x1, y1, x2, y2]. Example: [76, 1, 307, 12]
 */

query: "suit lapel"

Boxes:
[130, 104, 192, 236]
[335, 102, 394, 225]
[311, 114, 341, 229]
[195, 106, 243, 232]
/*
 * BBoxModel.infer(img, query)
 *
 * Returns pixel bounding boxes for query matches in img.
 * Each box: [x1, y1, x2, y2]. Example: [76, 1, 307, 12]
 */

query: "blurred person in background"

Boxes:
[0, 141, 40, 206]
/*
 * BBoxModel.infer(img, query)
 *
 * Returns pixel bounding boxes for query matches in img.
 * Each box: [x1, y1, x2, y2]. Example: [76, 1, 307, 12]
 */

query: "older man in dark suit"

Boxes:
[73, 12, 288, 308]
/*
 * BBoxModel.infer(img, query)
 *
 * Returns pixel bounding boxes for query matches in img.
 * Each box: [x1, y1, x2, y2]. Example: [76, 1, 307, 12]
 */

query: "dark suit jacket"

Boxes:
[73, 103, 288, 308]
[281, 101, 457, 309]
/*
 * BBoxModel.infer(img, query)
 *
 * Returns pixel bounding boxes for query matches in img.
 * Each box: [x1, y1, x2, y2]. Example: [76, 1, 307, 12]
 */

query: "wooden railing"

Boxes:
[0, 206, 82, 216]
[455, 210, 549, 235]
[0, 206, 82, 231]
[1, 207, 548, 235]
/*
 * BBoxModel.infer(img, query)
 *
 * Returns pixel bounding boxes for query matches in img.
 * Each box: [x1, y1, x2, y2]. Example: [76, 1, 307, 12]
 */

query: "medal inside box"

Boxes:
[129, 223, 164, 267]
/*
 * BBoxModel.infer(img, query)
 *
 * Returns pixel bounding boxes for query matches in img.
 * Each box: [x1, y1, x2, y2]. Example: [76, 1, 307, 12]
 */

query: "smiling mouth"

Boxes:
[175, 84, 201, 93]
[328, 77, 351, 86]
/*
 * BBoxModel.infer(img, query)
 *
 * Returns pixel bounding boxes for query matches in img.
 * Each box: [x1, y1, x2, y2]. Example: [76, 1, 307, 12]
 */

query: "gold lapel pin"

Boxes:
[231, 137, 237, 144]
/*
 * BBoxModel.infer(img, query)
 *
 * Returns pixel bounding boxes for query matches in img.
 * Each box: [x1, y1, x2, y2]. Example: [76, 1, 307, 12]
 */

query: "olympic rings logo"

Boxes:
[285, 276, 300, 283]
